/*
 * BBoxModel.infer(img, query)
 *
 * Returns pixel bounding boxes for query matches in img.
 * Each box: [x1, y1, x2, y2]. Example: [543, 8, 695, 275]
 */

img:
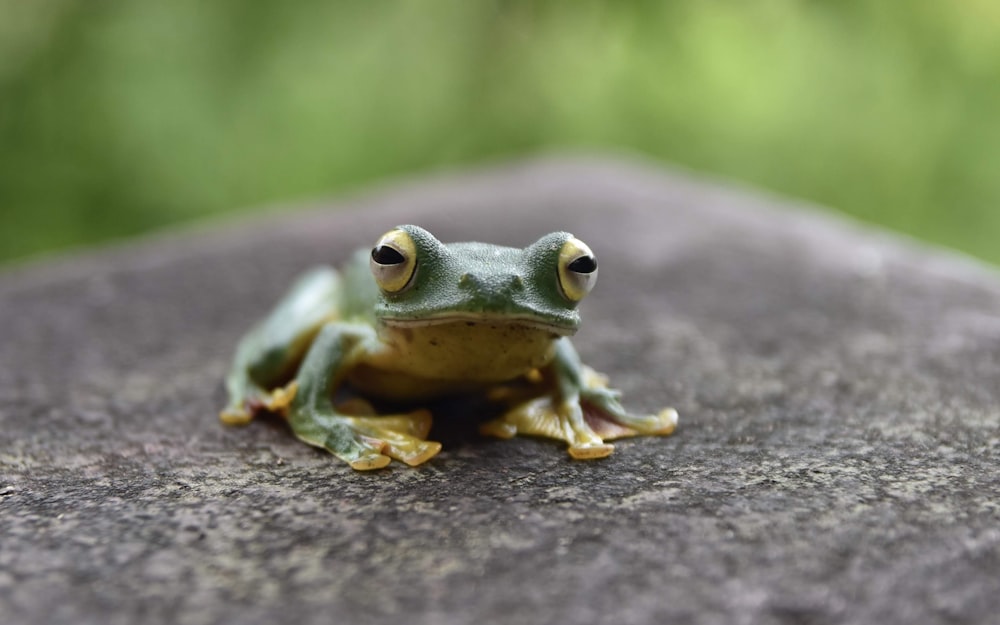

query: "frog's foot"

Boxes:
[580, 383, 678, 441]
[481, 376, 678, 459]
[265, 381, 299, 414]
[294, 409, 441, 470]
[220, 404, 256, 426]
[481, 396, 615, 460]
[219, 381, 299, 426]
[349, 411, 442, 467]
[219, 390, 270, 426]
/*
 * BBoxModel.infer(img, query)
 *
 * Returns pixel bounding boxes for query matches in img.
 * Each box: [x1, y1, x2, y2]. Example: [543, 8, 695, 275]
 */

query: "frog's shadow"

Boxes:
[238, 389, 505, 453]
[373, 392, 503, 450]
[214, 380, 507, 455]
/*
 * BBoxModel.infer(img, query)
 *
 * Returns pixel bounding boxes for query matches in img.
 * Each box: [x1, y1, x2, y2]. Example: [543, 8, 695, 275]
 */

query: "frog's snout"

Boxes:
[458, 273, 525, 301]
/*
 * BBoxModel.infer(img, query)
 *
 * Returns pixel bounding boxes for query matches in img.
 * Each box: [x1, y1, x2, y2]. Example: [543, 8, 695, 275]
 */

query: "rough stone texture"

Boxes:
[2, 157, 1000, 625]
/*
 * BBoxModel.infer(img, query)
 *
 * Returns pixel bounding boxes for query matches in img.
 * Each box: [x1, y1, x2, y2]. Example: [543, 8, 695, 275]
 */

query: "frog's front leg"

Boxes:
[220, 267, 341, 426]
[482, 338, 677, 459]
[288, 322, 442, 470]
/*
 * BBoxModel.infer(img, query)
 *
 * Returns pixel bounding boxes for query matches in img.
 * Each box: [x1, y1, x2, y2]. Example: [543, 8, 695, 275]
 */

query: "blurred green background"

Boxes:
[2, 0, 999, 265]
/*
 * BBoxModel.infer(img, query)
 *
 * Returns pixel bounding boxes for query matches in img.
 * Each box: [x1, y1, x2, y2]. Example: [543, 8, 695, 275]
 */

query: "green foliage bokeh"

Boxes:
[2, 0, 999, 264]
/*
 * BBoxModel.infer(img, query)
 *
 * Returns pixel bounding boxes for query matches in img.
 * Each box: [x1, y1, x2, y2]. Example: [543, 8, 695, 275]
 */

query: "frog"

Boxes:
[219, 225, 677, 470]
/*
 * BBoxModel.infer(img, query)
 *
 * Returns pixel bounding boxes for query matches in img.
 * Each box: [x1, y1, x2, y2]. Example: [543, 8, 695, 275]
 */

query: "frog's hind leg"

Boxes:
[481, 339, 677, 459]
[220, 267, 341, 425]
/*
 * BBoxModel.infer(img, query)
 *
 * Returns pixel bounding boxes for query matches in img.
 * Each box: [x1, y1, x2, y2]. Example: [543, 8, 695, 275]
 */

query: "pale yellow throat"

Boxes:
[348, 317, 566, 400]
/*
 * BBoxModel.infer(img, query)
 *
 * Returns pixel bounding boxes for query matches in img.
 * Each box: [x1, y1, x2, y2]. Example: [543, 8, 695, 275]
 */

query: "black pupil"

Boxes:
[371, 245, 405, 265]
[568, 255, 597, 274]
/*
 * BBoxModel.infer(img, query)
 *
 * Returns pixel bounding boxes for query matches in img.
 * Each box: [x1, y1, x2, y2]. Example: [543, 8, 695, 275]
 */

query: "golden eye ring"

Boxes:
[557, 236, 598, 302]
[370, 228, 418, 293]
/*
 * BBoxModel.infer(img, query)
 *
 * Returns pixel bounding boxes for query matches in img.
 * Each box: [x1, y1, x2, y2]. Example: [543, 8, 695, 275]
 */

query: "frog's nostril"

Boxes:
[509, 275, 524, 290]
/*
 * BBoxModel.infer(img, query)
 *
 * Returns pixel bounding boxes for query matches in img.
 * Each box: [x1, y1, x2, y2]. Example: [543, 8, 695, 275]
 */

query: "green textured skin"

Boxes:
[368, 225, 581, 331]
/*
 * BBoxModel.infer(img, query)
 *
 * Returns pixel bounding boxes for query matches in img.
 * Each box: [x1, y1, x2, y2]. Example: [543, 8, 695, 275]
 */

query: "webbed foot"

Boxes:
[481, 366, 678, 459]
[292, 407, 442, 470]
[481, 396, 615, 459]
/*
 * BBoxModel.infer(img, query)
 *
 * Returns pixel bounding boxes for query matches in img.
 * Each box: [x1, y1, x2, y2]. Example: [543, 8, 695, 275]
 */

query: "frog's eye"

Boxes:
[557, 236, 598, 302]
[370, 228, 417, 293]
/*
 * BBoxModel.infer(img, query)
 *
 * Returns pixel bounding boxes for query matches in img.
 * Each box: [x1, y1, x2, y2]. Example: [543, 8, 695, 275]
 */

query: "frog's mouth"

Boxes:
[381, 314, 577, 336]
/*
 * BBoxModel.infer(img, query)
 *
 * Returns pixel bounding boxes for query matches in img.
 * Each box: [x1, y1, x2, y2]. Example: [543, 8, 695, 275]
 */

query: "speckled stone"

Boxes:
[2, 157, 999, 625]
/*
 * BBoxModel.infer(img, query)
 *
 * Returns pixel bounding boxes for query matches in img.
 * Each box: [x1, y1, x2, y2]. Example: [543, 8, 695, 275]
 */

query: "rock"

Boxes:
[2, 156, 999, 625]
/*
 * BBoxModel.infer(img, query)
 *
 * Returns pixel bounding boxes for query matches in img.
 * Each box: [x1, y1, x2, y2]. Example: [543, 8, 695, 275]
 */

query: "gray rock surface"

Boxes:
[2, 157, 999, 625]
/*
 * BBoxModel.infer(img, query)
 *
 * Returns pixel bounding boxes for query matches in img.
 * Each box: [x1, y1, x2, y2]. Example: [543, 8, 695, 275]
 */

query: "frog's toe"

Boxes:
[221, 382, 302, 426]
[384, 438, 443, 467]
[219, 405, 255, 426]
[624, 407, 678, 436]
[348, 449, 393, 471]
[264, 381, 299, 414]
[568, 442, 615, 459]
[582, 400, 679, 440]
[654, 408, 679, 434]
[220, 391, 271, 426]
[480, 419, 518, 440]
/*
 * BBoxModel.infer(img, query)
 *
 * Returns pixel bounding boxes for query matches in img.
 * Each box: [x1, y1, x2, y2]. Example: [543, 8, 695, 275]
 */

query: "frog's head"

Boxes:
[369, 225, 598, 336]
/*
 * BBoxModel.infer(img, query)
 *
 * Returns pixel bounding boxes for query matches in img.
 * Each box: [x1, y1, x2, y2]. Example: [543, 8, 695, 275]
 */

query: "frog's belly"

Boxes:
[347, 365, 498, 401]
[349, 321, 560, 401]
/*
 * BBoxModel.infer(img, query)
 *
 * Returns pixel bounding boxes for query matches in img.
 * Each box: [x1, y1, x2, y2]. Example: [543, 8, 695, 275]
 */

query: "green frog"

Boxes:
[220, 225, 677, 470]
